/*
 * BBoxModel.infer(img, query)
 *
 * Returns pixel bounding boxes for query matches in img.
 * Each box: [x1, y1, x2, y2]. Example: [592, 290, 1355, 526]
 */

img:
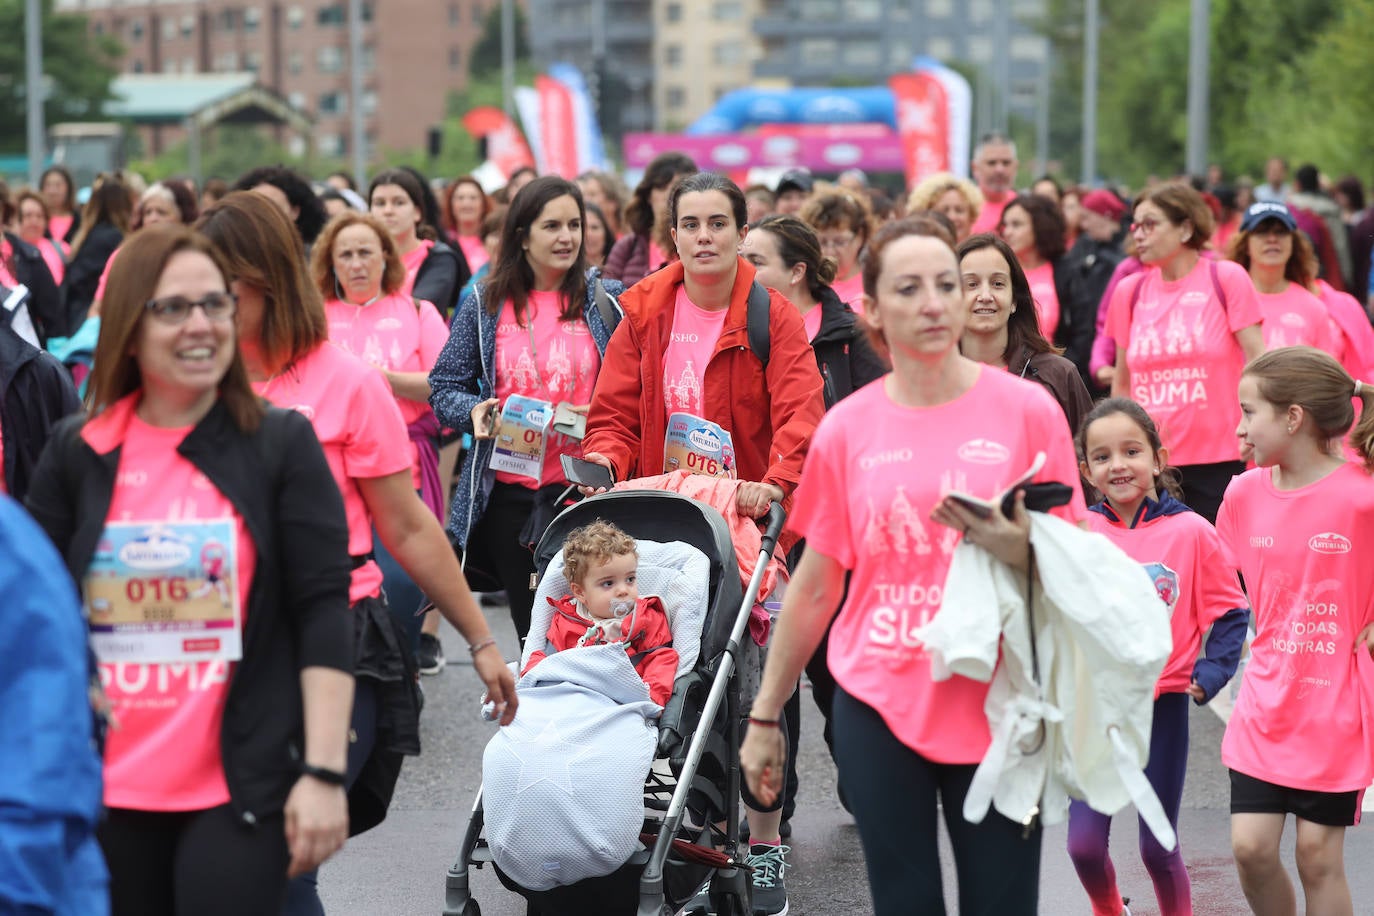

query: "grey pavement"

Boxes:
[320, 607, 1374, 915]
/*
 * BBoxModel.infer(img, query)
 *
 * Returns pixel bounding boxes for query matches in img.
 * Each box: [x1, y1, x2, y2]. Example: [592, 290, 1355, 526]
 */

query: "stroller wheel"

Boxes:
[460, 902, 481, 916]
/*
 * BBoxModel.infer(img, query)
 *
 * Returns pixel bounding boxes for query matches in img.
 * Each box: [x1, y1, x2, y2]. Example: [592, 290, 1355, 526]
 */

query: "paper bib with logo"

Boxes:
[490, 393, 552, 481]
[663, 412, 736, 479]
[85, 519, 243, 665]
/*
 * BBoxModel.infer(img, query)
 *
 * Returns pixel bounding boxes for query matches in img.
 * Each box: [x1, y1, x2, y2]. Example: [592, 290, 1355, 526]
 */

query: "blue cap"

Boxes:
[1240, 201, 1297, 233]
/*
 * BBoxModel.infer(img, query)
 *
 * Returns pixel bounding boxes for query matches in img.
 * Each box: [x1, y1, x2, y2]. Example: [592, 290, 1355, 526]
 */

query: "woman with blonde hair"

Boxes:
[906, 172, 984, 244]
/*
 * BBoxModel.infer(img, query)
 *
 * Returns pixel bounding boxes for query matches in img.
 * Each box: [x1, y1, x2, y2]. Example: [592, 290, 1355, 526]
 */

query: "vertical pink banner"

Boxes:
[536, 75, 578, 179]
[888, 72, 950, 187]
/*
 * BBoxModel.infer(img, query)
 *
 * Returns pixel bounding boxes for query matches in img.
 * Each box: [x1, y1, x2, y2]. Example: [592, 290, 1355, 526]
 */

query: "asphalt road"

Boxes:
[319, 606, 1374, 915]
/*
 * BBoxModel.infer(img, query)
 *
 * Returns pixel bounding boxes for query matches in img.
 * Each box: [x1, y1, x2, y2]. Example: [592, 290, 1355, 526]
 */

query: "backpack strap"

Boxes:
[592, 278, 620, 334]
[1207, 258, 1229, 316]
[747, 281, 771, 368]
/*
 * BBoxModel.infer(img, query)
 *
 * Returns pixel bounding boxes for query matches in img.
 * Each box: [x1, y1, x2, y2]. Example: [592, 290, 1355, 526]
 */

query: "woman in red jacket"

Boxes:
[582, 171, 824, 916]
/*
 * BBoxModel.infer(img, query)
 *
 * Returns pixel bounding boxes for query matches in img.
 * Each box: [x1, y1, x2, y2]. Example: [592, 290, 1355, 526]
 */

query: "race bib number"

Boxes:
[490, 394, 551, 481]
[85, 520, 243, 665]
[663, 412, 736, 479]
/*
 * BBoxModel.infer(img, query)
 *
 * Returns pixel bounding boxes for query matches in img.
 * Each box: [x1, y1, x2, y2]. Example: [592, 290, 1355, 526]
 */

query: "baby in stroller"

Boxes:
[523, 520, 680, 707]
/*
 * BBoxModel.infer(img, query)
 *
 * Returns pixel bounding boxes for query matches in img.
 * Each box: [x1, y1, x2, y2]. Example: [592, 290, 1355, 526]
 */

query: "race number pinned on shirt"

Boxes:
[663, 412, 737, 479]
[85, 520, 243, 664]
[490, 393, 552, 481]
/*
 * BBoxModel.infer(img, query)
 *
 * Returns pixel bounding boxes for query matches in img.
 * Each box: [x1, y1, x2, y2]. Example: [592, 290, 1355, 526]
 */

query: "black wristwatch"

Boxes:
[300, 763, 347, 786]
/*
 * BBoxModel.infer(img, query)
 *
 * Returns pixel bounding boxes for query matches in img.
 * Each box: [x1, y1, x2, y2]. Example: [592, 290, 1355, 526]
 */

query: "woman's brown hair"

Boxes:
[70, 174, 133, 256]
[442, 176, 492, 236]
[310, 211, 406, 301]
[482, 176, 588, 322]
[1226, 220, 1318, 290]
[1135, 182, 1214, 251]
[799, 189, 876, 247]
[87, 226, 263, 432]
[197, 191, 328, 372]
[1244, 346, 1374, 472]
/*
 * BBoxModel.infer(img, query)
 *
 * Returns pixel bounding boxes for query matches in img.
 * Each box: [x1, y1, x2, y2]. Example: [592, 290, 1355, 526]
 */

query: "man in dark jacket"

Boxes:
[1058, 189, 1126, 393]
[0, 322, 81, 500]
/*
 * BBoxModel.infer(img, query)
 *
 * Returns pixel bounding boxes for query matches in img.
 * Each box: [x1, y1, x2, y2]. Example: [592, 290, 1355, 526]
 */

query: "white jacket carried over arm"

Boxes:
[918, 512, 1176, 849]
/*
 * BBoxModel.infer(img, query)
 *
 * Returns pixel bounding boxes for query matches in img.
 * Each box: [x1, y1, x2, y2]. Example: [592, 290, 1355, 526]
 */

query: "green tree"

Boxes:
[469, 4, 530, 78]
[0, 0, 122, 152]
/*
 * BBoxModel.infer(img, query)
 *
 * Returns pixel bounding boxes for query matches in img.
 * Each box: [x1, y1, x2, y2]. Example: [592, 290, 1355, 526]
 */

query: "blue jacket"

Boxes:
[0, 495, 107, 914]
[429, 272, 622, 548]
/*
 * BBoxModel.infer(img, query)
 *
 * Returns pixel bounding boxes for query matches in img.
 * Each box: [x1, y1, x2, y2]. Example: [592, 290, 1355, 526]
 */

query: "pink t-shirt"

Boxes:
[49, 214, 73, 242]
[0, 240, 15, 287]
[254, 343, 410, 603]
[971, 193, 1012, 235]
[1316, 280, 1374, 382]
[456, 234, 489, 272]
[1257, 283, 1335, 352]
[662, 284, 729, 418]
[36, 237, 67, 285]
[1215, 463, 1374, 791]
[87, 405, 258, 811]
[93, 246, 120, 306]
[648, 240, 669, 274]
[801, 304, 823, 342]
[1107, 259, 1263, 466]
[789, 369, 1088, 762]
[399, 239, 435, 299]
[1024, 260, 1060, 341]
[325, 291, 448, 486]
[1087, 505, 1247, 697]
[830, 273, 865, 312]
[493, 290, 602, 487]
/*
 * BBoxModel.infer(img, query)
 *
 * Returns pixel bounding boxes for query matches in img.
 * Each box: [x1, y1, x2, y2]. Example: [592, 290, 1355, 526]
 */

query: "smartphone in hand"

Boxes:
[560, 454, 614, 490]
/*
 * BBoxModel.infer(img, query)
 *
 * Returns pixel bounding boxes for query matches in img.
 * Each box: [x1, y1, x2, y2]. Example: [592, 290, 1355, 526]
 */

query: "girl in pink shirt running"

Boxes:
[1068, 398, 1249, 916]
[1216, 346, 1374, 916]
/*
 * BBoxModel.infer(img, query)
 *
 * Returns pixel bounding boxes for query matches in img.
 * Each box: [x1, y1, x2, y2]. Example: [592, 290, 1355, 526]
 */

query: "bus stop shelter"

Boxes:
[105, 73, 313, 180]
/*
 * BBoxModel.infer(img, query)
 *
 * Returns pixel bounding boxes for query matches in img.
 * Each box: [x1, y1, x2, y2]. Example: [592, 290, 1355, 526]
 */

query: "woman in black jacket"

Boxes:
[368, 168, 468, 318]
[26, 226, 354, 916]
[60, 174, 131, 336]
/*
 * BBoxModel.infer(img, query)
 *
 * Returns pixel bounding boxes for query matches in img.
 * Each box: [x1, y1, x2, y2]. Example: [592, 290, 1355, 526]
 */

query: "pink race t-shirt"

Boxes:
[49, 214, 73, 242]
[37, 237, 67, 285]
[1316, 280, 1374, 382]
[971, 194, 1012, 235]
[1215, 463, 1374, 791]
[1087, 505, 1247, 697]
[399, 239, 435, 299]
[830, 273, 865, 312]
[325, 291, 448, 486]
[1024, 260, 1061, 341]
[1107, 259, 1263, 466]
[93, 246, 120, 306]
[254, 343, 410, 603]
[800, 304, 823, 342]
[493, 289, 602, 487]
[662, 284, 728, 418]
[790, 369, 1088, 763]
[648, 240, 669, 274]
[456, 235, 489, 273]
[1257, 283, 1335, 352]
[86, 402, 258, 811]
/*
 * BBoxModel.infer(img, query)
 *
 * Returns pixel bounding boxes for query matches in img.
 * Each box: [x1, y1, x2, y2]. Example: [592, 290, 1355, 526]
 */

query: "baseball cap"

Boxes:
[1080, 189, 1125, 221]
[1239, 201, 1297, 233]
[776, 169, 813, 196]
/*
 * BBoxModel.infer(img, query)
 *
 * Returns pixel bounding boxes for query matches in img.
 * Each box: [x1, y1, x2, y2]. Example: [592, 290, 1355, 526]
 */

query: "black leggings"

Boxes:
[464, 482, 539, 642]
[832, 688, 1041, 916]
[100, 804, 289, 916]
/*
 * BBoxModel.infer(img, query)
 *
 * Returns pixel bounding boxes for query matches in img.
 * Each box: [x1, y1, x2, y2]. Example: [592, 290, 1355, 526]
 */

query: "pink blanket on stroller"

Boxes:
[612, 470, 787, 646]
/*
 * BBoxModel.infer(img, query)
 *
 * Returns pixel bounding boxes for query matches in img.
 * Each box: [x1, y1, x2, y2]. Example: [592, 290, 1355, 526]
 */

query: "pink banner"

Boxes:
[622, 129, 906, 173]
[887, 72, 951, 186]
[536, 75, 578, 178]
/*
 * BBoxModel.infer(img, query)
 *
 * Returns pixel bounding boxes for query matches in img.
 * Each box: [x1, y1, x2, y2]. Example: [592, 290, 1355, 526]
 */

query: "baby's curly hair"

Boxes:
[561, 519, 637, 585]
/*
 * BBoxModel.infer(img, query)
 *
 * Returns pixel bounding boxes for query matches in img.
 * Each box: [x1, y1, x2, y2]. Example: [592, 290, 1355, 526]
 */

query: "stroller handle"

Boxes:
[759, 501, 786, 557]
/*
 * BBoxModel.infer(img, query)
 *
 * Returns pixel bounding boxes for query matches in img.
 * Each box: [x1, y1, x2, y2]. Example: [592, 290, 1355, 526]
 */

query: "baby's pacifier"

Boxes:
[610, 599, 635, 619]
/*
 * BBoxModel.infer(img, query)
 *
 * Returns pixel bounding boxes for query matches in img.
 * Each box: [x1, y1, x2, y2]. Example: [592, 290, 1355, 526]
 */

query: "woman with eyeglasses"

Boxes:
[197, 191, 515, 916]
[25, 225, 355, 915]
[800, 189, 874, 309]
[1108, 182, 1266, 524]
[313, 212, 450, 655]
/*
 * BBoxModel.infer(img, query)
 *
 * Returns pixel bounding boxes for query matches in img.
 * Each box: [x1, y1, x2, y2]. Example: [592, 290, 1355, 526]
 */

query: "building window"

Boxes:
[182, 56, 196, 73]
[161, 17, 175, 40]
[319, 133, 344, 156]
[926, 36, 954, 60]
[317, 4, 345, 26]
[449, 3, 459, 25]
[967, 36, 993, 63]
[244, 7, 261, 32]
[799, 0, 838, 15]
[92, 19, 103, 34]
[288, 91, 307, 109]
[713, 1, 742, 19]
[665, 44, 682, 67]
[665, 3, 682, 22]
[665, 86, 685, 107]
[843, 39, 881, 68]
[852, 0, 881, 16]
[362, 44, 375, 71]
[245, 50, 262, 72]
[319, 91, 348, 115]
[180, 14, 194, 37]
[317, 45, 344, 73]
[970, 0, 992, 22]
[132, 59, 144, 73]
[286, 5, 304, 28]
[925, 0, 953, 16]
[449, 47, 462, 70]
[1011, 36, 1048, 62]
[799, 38, 837, 59]
[218, 9, 235, 30]
[713, 41, 743, 66]
[360, 90, 377, 115]
[130, 18, 143, 38]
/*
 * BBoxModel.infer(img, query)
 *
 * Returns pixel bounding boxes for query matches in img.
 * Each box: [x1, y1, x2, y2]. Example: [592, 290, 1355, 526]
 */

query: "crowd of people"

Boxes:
[2, 135, 1374, 916]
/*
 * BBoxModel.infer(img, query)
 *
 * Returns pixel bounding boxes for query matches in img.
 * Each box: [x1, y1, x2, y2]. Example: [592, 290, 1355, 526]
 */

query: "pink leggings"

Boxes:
[1067, 692, 1193, 916]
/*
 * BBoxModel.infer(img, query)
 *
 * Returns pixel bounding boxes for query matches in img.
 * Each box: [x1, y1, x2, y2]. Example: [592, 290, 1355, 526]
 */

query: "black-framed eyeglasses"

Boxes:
[143, 292, 238, 325]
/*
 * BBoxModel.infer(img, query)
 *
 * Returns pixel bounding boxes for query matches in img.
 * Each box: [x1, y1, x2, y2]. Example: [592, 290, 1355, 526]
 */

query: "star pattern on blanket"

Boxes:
[508, 720, 596, 795]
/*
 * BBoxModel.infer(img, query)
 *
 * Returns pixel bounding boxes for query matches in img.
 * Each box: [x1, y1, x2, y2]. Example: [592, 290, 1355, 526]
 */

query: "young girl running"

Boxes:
[1068, 398, 1250, 916]
[1216, 346, 1374, 916]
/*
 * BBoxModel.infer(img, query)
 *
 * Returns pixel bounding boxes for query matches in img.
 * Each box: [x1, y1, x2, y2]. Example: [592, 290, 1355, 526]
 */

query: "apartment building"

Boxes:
[58, 0, 497, 160]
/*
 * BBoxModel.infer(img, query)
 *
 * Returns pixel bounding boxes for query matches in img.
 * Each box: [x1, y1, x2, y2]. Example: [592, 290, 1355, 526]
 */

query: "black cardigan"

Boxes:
[59, 222, 123, 336]
[0, 323, 80, 500]
[413, 239, 470, 318]
[26, 400, 353, 824]
[810, 286, 889, 409]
